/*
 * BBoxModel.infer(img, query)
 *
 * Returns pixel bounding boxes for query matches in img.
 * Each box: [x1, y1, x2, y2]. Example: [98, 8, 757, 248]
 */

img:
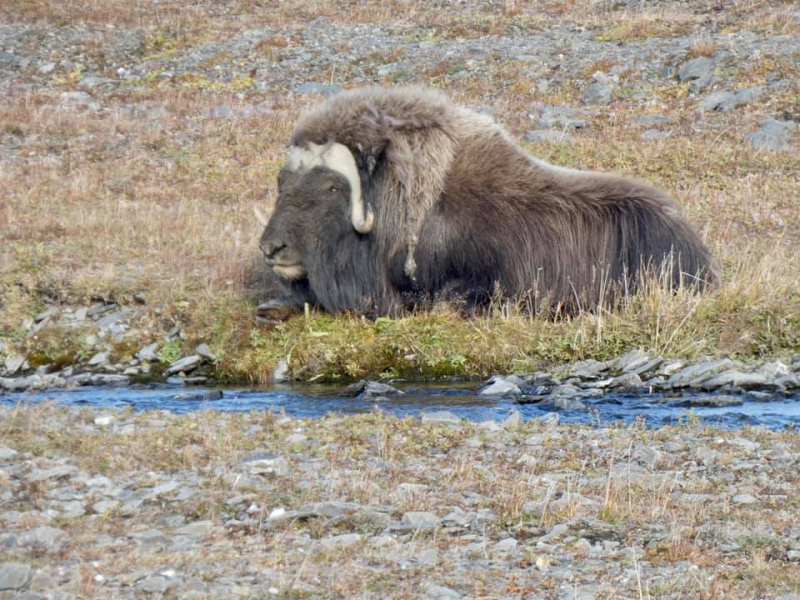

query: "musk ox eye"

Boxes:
[328, 185, 341, 193]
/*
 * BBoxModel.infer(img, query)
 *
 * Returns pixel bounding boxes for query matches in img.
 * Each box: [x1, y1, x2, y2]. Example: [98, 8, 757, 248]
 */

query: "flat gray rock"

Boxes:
[612, 349, 647, 372]
[415, 548, 438, 566]
[479, 377, 521, 396]
[631, 357, 665, 377]
[145, 480, 180, 499]
[582, 81, 613, 105]
[746, 119, 796, 152]
[551, 384, 581, 398]
[700, 90, 735, 111]
[522, 130, 575, 143]
[297, 501, 362, 519]
[3, 355, 26, 375]
[346, 379, 401, 396]
[211, 105, 233, 119]
[633, 444, 662, 470]
[396, 482, 429, 496]
[174, 520, 213, 536]
[295, 82, 341, 97]
[668, 359, 736, 387]
[421, 411, 461, 426]
[442, 507, 476, 527]
[759, 361, 790, 378]
[494, 537, 518, 553]
[540, 523, 569, 542]
[641, 129, 671, 140]
[88, 351, 107, 366]
[88, 373, 130, 386]
[0, 446, 18, 460]
[401, 511, 440, 529]
[19, 526, 66, 546]
[28, 465, 78, 482]
[320, 533, 362, 550]
[87, 303, 116, 318]
[425, 582, 461, 599]
[732, 493, 758, 505]
[59, 90, 101, 110]
[537, 114, 589, 130]
[195, 343, 215, 361]
[568, 359, 608, 379]
[0, 562, 32, 591]
[678, 57, 714, 93]
[610, 372, 643, 389]
[92, 500, 120, 514]
[702, 86, 763, 112]
[633, 114, 674, 129]
[0, 376, 33, 391]
[136, 576, 177, 594]
[136, 343, 159, 361]
[699, 370, 769, 390]
[241, 453, 290, 476]
[33, 307, 57, 322]
[360, 380, 404, 401]
[777, 374, 800, 389]
[95, 310, 126, 329]
[164, 355, 203, 375]
[128, 529, 169, 546]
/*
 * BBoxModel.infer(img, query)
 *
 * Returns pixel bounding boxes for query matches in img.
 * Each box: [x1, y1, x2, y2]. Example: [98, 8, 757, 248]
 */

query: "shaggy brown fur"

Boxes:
[260, 86, 718, 317]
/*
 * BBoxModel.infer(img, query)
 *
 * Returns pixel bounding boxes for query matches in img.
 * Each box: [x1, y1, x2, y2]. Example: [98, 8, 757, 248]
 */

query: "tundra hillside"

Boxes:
[1, 0, 799, 381]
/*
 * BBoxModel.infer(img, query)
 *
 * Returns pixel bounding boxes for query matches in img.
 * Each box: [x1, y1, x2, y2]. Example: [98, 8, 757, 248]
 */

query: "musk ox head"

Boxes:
[256, 139, 398, 317]
[258, 142, 375, 277]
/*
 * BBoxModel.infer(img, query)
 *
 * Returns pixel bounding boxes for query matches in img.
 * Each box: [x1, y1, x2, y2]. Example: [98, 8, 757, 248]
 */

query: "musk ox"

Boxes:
[255, 86, 718, 320]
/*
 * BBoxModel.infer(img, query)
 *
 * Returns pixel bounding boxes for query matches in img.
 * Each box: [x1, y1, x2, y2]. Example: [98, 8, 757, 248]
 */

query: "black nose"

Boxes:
[261, 239, 285, 259]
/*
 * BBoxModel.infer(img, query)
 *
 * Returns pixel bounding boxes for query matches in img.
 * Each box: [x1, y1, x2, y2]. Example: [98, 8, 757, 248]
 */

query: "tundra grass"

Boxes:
[1, 3, 799, 382]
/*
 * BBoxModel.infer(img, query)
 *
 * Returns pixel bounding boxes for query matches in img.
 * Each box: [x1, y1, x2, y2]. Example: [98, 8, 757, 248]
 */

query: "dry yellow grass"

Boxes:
[689, 33, 718, 59]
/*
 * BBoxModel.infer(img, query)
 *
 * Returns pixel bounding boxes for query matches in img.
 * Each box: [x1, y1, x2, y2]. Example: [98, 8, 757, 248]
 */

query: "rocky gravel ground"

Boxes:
[1, 401, 800, 599]
[1, 1, 798, 155]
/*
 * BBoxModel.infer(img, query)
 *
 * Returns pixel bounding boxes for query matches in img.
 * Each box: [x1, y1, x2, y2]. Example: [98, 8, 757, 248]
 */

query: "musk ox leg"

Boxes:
[255, 296, 303, 326]
[256, 279, 317, 325]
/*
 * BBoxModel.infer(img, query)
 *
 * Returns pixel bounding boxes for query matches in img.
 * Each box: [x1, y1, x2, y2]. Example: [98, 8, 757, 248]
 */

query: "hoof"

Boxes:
[256, 298, 299, 322]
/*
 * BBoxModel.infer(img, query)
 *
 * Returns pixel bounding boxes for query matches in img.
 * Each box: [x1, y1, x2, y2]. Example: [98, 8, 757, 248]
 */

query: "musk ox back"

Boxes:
[256, 86, 718, 319]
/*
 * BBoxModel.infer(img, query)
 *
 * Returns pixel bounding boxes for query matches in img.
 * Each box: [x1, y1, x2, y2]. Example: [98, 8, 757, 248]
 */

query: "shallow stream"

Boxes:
[3, 383, 800, 429]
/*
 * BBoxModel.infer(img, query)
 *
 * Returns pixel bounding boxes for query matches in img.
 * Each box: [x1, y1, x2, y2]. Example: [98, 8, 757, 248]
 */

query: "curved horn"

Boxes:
[320, 143, 374, 234]
[253, 204, 269, 227]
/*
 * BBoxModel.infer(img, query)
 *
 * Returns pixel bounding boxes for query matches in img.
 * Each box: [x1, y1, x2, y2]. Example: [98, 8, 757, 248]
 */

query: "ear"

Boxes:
[354, 143, 386, 179]
[253, 205, 269, 227]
